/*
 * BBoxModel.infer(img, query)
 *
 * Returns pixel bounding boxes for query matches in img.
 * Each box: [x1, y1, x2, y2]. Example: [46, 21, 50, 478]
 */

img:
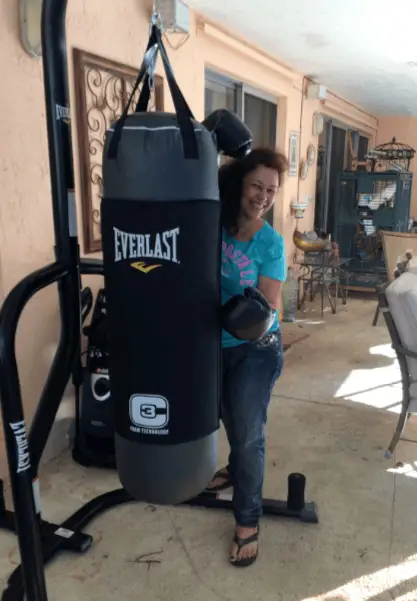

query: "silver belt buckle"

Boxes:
[258, 331, 277, 348]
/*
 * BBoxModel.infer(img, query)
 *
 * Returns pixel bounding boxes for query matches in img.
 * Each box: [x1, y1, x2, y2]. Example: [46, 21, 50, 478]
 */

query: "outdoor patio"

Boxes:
[1, 295, 417, 601]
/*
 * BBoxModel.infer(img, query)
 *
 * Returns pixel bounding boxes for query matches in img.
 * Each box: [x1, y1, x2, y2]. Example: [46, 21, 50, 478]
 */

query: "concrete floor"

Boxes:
[2, 295, 417, 601]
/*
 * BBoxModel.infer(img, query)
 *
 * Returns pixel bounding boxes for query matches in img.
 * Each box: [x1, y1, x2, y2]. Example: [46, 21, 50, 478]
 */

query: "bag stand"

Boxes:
[0, 2, 318, 601]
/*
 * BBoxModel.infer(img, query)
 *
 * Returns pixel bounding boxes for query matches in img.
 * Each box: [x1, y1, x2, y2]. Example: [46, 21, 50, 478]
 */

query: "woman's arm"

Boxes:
[257, 233, 286, 312]
[257, 276, 283, 312]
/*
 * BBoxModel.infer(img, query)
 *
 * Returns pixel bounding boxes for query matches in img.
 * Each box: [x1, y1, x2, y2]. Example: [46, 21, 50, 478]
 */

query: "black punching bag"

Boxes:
[100, 26, 220, 505]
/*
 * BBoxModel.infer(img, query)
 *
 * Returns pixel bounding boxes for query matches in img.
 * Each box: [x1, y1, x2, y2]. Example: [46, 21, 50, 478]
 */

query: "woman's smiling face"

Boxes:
[241, 165, 279, 220]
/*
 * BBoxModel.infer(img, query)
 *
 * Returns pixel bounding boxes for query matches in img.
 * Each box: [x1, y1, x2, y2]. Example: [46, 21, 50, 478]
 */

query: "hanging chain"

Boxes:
[151, 0, 163, 31]
[146, 0, 164, 95]
[149, 0, 189, 57]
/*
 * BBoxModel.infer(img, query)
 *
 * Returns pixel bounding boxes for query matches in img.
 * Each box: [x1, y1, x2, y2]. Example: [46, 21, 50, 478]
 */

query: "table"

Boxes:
[296, 254, 351, 316]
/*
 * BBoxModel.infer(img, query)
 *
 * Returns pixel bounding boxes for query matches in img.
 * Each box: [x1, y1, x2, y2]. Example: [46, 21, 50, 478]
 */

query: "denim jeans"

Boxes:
[221, 330, 284, 528]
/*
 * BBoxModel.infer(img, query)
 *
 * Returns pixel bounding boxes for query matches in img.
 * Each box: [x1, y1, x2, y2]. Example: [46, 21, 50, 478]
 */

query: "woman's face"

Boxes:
[241, 165, 279, 221]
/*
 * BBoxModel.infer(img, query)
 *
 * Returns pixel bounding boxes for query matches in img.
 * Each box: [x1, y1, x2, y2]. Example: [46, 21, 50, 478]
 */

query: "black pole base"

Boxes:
[0, 480, 93, 551]
[0, 489, 134, 601]
[0, 473, 317, 601]
[185, 472, 318, 524]
[0, 479, 93, 601]
[0, 509, 92, 555]
[185, 494, 318, 523]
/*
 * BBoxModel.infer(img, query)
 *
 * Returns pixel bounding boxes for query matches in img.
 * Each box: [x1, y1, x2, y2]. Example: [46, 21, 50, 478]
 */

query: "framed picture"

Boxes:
[288, 131, 299, 177]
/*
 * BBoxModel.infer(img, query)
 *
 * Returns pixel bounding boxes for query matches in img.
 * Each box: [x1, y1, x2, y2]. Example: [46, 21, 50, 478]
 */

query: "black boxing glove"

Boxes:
[221, 286, 275, 341]
[202, 108, 252, 159]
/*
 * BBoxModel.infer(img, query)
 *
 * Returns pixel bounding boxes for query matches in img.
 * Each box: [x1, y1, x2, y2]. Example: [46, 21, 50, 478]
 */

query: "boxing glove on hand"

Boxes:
[202, 109, 252, 159]
[221, 287, 275, 341]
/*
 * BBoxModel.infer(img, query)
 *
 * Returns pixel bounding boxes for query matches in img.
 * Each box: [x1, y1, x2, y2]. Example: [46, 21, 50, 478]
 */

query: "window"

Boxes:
[358, 135, 369, 162]
[205, 73, 237, 117]
[204, 70, 278, 224]
[242, 92, 277, 149]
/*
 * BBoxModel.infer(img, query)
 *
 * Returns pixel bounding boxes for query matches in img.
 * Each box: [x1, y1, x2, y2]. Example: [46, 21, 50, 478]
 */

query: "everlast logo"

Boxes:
[9, 421, 31, 474]
[55, 104, 70, 123]
[113, 227, 180, 265]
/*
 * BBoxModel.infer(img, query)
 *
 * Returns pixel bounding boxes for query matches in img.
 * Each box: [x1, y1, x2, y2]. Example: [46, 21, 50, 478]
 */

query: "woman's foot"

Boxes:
[229, 525, 259, 567]
[206, 467, 231, 491]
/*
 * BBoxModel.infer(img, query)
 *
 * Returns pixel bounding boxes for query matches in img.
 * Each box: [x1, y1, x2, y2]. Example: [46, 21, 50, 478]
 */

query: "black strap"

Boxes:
[136, 27, 194, 120]
[108, 24, 198, 161]
[107, 30, 158, 159]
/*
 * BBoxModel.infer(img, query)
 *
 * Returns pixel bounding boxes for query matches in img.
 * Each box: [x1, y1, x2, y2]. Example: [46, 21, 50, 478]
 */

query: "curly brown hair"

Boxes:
[219, 147, 288, 234]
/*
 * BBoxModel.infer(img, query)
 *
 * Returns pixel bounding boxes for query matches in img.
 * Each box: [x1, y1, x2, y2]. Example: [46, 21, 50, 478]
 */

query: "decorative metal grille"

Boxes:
[73, 48, 164, 253]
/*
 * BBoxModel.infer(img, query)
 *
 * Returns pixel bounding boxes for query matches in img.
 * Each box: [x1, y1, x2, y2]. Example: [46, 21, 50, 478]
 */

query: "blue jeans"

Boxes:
[221, 330, 284, 528]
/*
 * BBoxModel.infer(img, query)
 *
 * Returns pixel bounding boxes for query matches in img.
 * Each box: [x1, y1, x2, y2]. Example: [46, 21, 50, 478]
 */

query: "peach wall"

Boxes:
[0, 0, 378, 480]
[376, 117, 417, 217]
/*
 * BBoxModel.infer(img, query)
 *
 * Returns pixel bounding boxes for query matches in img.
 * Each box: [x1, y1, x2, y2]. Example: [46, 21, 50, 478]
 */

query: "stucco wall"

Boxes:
[0, 0, 378, 480]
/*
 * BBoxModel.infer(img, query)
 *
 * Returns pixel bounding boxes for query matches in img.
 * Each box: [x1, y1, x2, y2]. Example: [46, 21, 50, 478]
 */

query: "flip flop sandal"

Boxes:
[205, 468, 231, 492]
[229, 527, 260, 568]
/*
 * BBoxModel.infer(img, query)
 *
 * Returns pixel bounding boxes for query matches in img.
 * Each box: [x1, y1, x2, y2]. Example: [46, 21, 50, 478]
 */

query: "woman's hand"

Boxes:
[257, 275, 283, 312]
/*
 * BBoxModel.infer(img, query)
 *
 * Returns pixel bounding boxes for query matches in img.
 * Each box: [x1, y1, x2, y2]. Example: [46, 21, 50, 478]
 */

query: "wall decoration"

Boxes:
[299, 159, 308, 180]
[73, 48, 164, 253]
[20, 0, 42, 57]
[306, 143, 316, 166]
[291, 199, 309, 219]
[312, 112, 324, 136]
[288, 131, 299, 177]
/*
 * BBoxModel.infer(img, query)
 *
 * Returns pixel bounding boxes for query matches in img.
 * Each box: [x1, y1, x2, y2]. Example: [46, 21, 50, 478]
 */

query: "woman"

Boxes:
[208, 147, 288, 567]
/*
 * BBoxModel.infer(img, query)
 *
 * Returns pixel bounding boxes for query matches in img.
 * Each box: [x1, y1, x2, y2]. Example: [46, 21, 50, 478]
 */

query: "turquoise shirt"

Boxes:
[221, 222, 287, 348]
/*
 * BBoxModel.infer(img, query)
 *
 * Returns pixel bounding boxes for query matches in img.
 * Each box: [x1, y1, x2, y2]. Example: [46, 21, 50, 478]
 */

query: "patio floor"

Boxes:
[1, 295, 417, 601]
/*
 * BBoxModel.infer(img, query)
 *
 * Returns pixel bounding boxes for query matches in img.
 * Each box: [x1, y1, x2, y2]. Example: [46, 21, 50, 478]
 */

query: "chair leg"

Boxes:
[372, 303, 380, 327]
[342, 271, 349, 305]
[297, 281, 308, 311]
[385, 410, 411, 458]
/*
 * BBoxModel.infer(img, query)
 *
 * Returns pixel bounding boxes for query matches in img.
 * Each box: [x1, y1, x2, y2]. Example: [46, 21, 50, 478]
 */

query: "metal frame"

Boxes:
[241, 83, 278, 107]
[0, 4, 318, 601]
[377, 283, 413, 457]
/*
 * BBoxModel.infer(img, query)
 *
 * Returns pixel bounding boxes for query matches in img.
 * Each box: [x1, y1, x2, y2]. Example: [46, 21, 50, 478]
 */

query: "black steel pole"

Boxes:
[0, 265, 67, 601]
[28, 0, 83, 474]
[41, 0, 73, 263]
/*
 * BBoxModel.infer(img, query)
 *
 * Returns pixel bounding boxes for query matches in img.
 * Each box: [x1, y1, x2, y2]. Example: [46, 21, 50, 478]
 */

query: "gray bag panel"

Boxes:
[115, 431, 218, 505]
[103, 112, 220, 202]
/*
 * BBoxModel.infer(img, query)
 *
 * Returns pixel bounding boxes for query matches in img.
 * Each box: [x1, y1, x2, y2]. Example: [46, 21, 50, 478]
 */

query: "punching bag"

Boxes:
[100, 26, 220, 505]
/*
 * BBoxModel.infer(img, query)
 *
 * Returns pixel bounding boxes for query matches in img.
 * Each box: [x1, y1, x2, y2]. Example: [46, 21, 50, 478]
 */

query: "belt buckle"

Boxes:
[258, 331, 276, 348]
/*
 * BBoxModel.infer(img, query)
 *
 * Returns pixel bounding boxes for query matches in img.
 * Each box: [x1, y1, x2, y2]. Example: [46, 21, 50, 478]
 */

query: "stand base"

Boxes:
[190, 491, 319, 524]
[0, 474, 318, 601]
[0, 508, 92, 553]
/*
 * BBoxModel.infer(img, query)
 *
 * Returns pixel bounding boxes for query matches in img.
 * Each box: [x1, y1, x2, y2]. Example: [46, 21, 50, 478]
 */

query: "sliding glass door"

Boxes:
[314, 117, 370, 234]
